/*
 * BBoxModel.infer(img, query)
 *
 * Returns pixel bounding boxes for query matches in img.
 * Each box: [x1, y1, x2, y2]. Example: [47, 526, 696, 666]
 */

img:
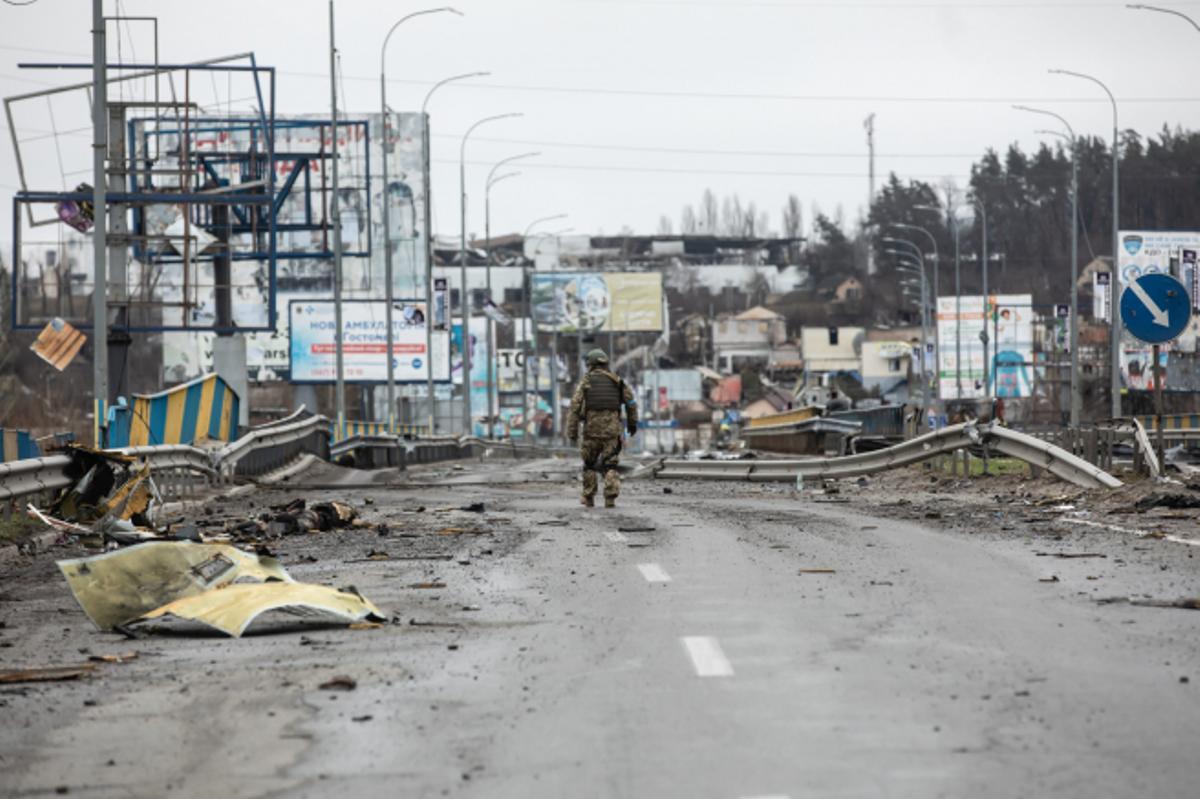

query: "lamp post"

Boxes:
[889, 222, 941, 402]
[1127, 3, 1200, 30]
[1051, 68, 1120, 419]
[483, 152, 539, 439]
[915, 204, 962, 401]
[459, 112, 522, 435]
[419, 71, 487, 433]
[1015, 104, 1081, 426]
[379, 7, 461, 435]
[522, 215, 569, 438]
[883, 241, 932, 414]
[963, 199, 989, 400]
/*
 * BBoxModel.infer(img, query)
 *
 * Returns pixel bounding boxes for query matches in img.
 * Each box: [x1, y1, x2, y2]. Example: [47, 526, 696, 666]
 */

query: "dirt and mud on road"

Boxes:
[2, 456, 1199, 798]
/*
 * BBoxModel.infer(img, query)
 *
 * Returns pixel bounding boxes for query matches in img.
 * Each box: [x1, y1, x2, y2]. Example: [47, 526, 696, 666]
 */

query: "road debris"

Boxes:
[799, 568, 837, 574]
[0, 664, 97, 683]
[1096, 597, 1200, 610]
[1134, 492, 1200, 512]
[1035, 552, 1107, 559]
[58, 542, 293, 630]
[319, 675, 357, 691]
[134, 583, 385, 638]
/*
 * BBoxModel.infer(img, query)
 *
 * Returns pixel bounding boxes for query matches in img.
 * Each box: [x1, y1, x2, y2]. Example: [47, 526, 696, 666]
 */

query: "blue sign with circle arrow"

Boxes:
[1119, 273, 1192, 345]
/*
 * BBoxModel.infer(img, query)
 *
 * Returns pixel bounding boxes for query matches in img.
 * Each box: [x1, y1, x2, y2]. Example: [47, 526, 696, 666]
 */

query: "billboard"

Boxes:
[936, 294, 1034, 400]
[1119, 231, 1200, 305]
[531, 273, 663, 333]
[289, 300, 449, 383]
[496, 349, 566, 392]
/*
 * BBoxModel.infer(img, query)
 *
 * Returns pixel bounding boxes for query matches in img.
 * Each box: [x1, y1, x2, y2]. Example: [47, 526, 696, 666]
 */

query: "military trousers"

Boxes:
[579, 435, 622, 500]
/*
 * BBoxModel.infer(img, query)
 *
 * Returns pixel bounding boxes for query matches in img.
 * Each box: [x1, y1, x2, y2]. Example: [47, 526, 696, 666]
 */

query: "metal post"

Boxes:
[893, 222, 941, 405]
[1153, 342, 1165, 467]
[423, 114, 436, 433]
[329, 0, 345, 440]
[953, 217, 962, 400]
[90, 0, 108, 446]
[975, 202, 989, 400]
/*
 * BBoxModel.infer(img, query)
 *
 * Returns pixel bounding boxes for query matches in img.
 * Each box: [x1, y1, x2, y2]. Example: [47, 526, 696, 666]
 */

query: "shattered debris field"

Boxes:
[2, 456, 1199, 798]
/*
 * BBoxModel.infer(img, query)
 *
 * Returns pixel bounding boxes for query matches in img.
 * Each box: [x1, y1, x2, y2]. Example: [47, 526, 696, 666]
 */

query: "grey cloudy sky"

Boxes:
[2, 0, 1198, 249]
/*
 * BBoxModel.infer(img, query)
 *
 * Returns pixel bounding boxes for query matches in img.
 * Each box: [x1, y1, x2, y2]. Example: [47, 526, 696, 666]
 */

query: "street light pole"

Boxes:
[379, 7, 461, 435]
[915, 204, 961, 401]
[1127, 3, 1200, 31]
[329, 0, 346, 441]
[522, 215, 569, 438]
[1015, 104, 1081, 426]
[965, 200, 988, 399]
[420, 71, 488, 434]
[1051, 68, 1120, 419]
[460, 112, 523, 435]
[483, 152, 539, 439]
[90, 0, 108, 446]
[890, 222, 941, 403]
[883, 240, 932, 415]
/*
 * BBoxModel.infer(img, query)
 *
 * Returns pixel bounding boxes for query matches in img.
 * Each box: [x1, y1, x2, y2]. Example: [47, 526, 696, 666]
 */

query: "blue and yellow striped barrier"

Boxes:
[1137, 414, 1200, 431]
[108, 373, 240, 448]
[331, 421, 430, 441]
[1, 429, 41, 462]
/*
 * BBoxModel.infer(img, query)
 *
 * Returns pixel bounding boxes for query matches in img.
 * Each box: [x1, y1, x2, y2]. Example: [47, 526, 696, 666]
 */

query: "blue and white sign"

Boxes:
[1120, 273, 1192, 345]
[289, 299, 450, 384]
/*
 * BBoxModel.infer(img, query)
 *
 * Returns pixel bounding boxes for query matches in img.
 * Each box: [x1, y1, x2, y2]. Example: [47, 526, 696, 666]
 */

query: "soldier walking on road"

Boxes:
[567, 349, 638, 508]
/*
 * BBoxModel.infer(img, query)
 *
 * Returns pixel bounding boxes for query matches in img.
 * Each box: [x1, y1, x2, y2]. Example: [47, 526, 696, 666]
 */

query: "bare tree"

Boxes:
[782, 194, 803, 239]
[657, 215, 674, 236]
[680, 205, 698, 234]
[700, 188, 718, 233]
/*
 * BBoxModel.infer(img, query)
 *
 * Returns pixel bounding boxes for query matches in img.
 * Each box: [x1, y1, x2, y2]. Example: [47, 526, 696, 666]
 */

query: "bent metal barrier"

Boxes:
[656, 422, 1123, 491]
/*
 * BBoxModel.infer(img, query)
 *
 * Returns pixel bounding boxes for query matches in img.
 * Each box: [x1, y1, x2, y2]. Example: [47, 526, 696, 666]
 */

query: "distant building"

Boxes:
[800, 326, 865, 376]
[712, 306, 789, 372]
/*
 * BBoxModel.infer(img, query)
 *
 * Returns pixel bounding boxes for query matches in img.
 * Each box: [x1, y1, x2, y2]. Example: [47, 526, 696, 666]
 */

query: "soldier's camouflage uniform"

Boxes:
[567, 367, 638, 504]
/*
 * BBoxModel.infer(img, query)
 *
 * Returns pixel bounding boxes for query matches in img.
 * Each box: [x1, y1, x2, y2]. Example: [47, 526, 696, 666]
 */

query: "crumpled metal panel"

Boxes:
[135, 582, 385, 638]
[58, 542, 293, 630]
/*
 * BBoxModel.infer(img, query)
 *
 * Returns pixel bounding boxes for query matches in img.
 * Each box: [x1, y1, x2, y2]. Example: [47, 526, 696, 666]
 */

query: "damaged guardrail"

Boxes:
[216, 413, 331, 481]
[0, 454, 73, 504]
[657, 422, 1123, 491]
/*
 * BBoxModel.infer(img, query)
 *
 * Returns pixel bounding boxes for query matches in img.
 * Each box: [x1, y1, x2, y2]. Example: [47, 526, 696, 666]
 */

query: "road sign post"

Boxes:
[1120, 273, 1191, 465]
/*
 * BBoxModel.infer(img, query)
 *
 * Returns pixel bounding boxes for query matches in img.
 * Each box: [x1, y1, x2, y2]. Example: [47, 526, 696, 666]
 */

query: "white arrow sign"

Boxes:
[1129, 279, 1172, 327]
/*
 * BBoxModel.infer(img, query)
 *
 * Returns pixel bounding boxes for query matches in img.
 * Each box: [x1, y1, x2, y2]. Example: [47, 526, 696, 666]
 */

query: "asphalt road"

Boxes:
[2, 460, 1198, 798]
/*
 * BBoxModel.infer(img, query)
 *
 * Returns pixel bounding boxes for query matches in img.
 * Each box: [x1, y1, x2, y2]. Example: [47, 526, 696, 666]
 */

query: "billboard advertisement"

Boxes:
[496, 349, 566, 392]
[531, 272, 663, 333]
[936, 294, 1033, 400]
[1118, 231, 1200, 303]
[289, 300, 449, 383]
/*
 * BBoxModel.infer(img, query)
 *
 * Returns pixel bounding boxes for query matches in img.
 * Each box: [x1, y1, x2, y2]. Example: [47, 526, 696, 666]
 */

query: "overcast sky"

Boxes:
[2, 0, 1198, 250]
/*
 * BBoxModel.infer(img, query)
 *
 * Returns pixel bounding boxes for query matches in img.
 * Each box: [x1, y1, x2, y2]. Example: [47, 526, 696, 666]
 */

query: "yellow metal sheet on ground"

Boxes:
[58, 542, 293, 630]
[136, 582, 386, 638]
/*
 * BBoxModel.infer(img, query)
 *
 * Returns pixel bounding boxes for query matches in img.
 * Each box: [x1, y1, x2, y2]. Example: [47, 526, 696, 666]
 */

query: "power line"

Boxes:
[280, 69, 1200, 105]
[433, 132, 979, 159]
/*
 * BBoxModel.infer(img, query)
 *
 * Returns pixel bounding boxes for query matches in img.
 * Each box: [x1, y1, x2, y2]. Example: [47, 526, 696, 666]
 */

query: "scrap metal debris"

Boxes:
[134, 583, 385, 638]
[1134, 492, 1200, 512]
[0, 664, 98, 684]
[318, 675, 358, 691]
[1097, 596, 1200, 610]
[58, 542, 292, 630]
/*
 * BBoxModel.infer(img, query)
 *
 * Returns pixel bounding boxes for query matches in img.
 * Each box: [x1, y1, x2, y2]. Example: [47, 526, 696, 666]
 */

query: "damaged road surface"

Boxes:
[2, 457, 1199, 798]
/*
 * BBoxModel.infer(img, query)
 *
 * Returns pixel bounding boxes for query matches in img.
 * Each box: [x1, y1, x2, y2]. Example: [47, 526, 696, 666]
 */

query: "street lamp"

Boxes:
[882, 241, 932, 414]
[379, 7, 462, 435]
[1051, 68, 1120, 419]
[889, 222, 941, 402]
[1128, 3, 1200, 31]
[915, 203, 964, 401]
[1015, 104, 1081, 426]
[960, 199, 989, 400]
[520, 214, 569, 438]
[482, 152, 539, 439]
[459, 112, 523, 436]
[418, 70, 487, 434]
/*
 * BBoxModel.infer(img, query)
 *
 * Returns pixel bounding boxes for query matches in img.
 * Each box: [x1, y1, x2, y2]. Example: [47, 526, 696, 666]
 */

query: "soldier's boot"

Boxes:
[603, 469, 620, 509]
[582, 470, 598, 508]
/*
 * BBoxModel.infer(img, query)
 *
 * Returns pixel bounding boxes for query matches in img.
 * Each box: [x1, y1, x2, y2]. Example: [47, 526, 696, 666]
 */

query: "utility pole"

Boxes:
[90, 0, 108, 446]
[329, 0, 346, 439]
[864, 113, 876, 276]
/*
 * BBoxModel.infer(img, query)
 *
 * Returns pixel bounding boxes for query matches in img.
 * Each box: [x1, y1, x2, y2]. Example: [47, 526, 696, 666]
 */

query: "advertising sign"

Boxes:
[289, 300, 449, 383]
[1118, 230, 1200, 290]
[936, 294, 1033, 399]
[496, 349, 564, 392]
[531, 272, 663, 332]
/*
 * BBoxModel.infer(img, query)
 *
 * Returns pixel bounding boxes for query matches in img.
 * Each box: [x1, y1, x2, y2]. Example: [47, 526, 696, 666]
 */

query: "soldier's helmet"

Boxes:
[586, 348, 609, 367]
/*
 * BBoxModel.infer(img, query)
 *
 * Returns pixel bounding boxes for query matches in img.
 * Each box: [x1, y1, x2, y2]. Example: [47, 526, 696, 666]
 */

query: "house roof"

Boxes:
[734, 305, 783, 321]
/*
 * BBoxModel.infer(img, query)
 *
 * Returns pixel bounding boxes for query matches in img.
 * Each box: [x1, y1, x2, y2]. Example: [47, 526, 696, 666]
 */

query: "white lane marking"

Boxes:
[636, 563, 672, 583]
[681, 636, 734, 677]
[739, 795, 790, 799]
[605, 530, 628, 543]
[1063, 517, 1200, 548]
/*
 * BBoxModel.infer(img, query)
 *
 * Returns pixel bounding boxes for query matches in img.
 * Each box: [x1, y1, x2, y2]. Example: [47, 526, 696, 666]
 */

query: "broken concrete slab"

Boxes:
[133, 582, 385, 638]
[58, 542, 293, 630]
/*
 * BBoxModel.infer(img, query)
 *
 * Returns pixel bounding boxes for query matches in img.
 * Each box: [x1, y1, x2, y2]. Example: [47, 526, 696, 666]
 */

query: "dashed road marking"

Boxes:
[681, 636, 734, 677]
[605, 531, 628, 543]
[636, 563, 672, 583]
[739, 795, 790, 799]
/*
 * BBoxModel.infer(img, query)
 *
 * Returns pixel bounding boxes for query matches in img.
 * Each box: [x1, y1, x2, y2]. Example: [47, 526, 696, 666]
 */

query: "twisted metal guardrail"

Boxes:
[657, 422, 1122, 491]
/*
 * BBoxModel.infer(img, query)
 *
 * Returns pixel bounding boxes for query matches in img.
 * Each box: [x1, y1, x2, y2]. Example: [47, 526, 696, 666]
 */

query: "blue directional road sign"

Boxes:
[1120, 273, 1192, 345]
